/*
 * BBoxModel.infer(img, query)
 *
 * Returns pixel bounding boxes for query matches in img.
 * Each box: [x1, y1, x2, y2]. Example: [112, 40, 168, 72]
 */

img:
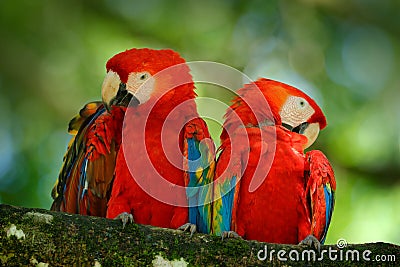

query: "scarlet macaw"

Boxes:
[212, 78, 335, 249]
[51, 49, 215, 235]
[105, 50, 215, 234]
[51, 48, 214, 232]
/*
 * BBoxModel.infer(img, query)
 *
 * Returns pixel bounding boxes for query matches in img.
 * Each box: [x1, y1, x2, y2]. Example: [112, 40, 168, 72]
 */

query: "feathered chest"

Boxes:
[121, 109, 189, 185]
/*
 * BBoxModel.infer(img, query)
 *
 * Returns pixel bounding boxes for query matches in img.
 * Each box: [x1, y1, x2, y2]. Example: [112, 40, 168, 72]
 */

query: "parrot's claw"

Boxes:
[299, 235, 321, 252]
[221, 231, 242, 241]
[177, 223, 197, 237]
[114, 212, 134, 229]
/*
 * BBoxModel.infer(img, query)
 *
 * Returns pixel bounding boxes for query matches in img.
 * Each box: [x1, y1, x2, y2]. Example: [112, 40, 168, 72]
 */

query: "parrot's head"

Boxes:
[256, 78, 327, 149]
[101, 48, 192, 111]
[222, 78, 327, 149]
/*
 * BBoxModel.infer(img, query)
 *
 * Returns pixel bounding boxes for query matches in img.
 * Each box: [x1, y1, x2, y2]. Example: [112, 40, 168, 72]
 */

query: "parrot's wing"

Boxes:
[51, 103, 124, 217]
[212, 126, 272, 236]
[51, 101, 104, 208]
[213, 126, 264, 236]
[183, 118, 215, 234]
[305, 150, 336, 244]
[211, 141, 241, 236]
[67, 102, 103, 135]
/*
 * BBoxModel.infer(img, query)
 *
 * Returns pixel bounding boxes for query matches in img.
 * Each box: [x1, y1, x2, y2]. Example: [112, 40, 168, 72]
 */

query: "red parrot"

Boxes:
[51, 49, 215, 234]
[105, 50, 215, 234]
[212, 78, 336, 249]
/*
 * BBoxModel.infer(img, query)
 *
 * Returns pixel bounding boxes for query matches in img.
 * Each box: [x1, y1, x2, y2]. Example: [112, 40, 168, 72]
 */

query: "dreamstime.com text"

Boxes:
[257, 238, 396, 263]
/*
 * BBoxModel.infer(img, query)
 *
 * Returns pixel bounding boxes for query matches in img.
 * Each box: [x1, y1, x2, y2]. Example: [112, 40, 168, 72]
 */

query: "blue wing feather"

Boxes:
[220, 175, 236, 232]
[186, 137, 214, 234]
[320, 184, 334, 244]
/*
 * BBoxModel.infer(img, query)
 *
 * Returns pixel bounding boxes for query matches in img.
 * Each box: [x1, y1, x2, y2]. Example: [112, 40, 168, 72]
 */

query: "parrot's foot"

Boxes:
[177, 223, 197, 237]
[221, 231, 242, 241]
[114, 212, 134, 229]
[299, 235, 321, 252]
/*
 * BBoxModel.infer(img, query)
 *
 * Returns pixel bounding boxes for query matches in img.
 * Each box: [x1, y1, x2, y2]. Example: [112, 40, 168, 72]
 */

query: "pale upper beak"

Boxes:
[282, 121, 320, 149]
[302, 122, 320, 149]
[101, 71, 139, 111]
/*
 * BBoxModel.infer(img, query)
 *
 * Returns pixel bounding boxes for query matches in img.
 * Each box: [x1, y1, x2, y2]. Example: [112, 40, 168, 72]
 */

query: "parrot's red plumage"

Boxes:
[212, 78, 335, 247]
[106, 51, 215, 233]
[52, 49, 215, 233]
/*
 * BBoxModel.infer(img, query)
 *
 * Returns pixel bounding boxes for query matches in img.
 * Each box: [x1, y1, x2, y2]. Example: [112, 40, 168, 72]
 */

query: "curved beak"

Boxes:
[302, 123, 320, 149]
[109, 83, 136, 108]
[105, 83, 133, 111]
[102, 71, 140, 111]
[282, 122, 320, 149]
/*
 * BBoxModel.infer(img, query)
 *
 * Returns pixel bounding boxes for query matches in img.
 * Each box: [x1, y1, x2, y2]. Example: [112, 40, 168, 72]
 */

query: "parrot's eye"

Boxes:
[140, 73, 148, 80]
[298, 98, 307, 108]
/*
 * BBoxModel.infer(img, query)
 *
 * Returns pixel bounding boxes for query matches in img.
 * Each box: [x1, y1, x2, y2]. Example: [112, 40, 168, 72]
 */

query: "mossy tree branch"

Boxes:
[0, 204, 398, 266]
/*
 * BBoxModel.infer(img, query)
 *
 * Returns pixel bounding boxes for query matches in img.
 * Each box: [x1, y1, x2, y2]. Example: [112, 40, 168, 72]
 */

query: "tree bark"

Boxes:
[0, 204, 398, 266]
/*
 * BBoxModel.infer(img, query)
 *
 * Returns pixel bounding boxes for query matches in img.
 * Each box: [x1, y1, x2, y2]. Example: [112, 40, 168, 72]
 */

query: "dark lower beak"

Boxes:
[282, 123, 293, 131]
[282, 122, 309, 134]
[110, 83, 140, 108]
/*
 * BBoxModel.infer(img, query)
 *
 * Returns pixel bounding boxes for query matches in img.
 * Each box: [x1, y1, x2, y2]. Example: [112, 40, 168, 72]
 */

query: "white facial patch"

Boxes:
[279, 96, 315, 128]
[101, 71, 121, 105]
[126, 71, 155, 104]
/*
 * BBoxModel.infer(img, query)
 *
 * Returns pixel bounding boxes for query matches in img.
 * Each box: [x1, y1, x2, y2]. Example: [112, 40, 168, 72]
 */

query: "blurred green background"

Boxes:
[0, 0, 399, 245]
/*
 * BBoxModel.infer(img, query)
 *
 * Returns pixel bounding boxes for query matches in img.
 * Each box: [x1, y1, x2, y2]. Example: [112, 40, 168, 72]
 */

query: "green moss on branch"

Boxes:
[0, 204, 398, 266]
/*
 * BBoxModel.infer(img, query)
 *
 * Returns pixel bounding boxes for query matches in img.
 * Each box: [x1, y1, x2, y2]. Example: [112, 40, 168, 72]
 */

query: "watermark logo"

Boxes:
[256, 238, 396, 263]
[336, 238, 347, 249]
